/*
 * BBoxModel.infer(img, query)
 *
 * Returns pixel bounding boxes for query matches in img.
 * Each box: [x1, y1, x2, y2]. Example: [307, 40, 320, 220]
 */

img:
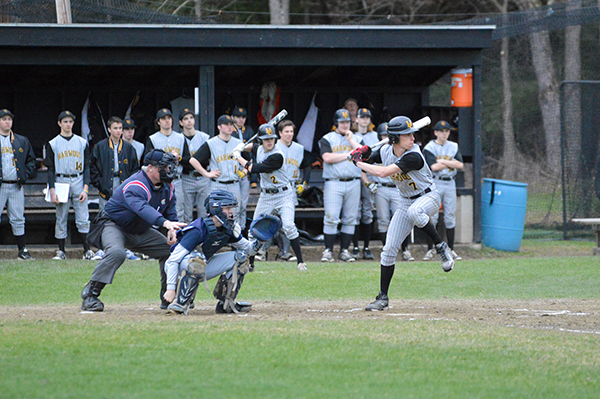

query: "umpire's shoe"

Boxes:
[216, 301, 252, 314]
[81, 281, 105, 312]
[365, 292, 389, 311]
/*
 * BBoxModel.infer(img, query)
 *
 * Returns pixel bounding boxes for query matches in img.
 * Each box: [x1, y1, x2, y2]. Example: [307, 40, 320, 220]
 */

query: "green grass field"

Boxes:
[1, 240, 599, 398]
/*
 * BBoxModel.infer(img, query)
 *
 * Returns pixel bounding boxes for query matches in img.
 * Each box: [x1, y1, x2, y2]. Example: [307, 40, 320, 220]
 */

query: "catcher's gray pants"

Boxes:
[0, 182, 25, 236]
[180, 251, 243, 282]
[181, 174, 210, 223]
[381, 189, 441, 266]
[90, 221, 170, 295]
[253, 187, 299, 240]
[431, 178, 457, 229]
[358, 181, 375, 224]
[323, 179, 361, 235]
[374, 185, 401, 233]
[239, 177, 250, 229]
[54, 176, 89, 239]
[173, 178, 185, 222]
[211, 180, 243, 226]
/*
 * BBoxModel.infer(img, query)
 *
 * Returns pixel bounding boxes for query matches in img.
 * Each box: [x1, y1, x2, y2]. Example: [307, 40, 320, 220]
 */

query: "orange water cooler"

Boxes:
[451, 68, 473, 107]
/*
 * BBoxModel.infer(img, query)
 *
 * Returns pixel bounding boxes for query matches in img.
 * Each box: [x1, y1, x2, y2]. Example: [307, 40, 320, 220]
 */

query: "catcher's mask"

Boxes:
[144, 149, 179, 183]
[205, 190, 239, 228]
[387, 116, 418, 144]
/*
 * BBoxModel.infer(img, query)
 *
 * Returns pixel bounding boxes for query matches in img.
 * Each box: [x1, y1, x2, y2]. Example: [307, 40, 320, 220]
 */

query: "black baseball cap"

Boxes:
[232, 107, 247, 117]
[156, 108, 172, 119]
[217, 114, 234, 125]
[144, 149, 167, 166]
[0, 109, 14, 118]
[358, 108, 372, 118]
[58, 110, 76, 121]
[434, 120, 452, 131]
[123, 117, 136, 128]
[179, 108, 195, 121]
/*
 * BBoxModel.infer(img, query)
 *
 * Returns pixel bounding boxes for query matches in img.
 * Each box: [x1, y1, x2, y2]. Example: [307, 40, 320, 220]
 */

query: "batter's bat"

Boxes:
[231, 109, 288, 158]
[347, 116, 431, 161]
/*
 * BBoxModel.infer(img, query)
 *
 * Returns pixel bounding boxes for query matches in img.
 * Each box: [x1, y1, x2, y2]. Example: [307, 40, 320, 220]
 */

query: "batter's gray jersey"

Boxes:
[256, 146, 290, 190]
[380, 144, 434, 198]
[206, 136, 243, 183]
[320, 131, 363, 179]
[276, 141, 305, 185]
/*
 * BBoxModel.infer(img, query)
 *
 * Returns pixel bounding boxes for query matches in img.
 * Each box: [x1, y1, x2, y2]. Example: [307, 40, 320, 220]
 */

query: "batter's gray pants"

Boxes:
[0, 183, 25, 236]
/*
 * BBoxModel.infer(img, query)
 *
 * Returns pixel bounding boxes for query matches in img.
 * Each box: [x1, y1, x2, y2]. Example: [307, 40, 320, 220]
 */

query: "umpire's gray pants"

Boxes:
[90, 221, 171, 300]
[0, 182, 25, 236]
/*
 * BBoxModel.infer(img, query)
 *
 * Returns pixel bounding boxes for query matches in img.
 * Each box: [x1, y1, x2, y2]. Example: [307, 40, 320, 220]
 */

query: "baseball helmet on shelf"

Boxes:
[387, 116, 418, 144]
[205, 190, 239, 227]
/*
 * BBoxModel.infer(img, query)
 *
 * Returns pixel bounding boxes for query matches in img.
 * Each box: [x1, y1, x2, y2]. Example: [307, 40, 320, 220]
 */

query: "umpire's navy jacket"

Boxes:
[0, 131, 37, 185]
[90, 138, 139, 200]
[104, 170, 177, 234]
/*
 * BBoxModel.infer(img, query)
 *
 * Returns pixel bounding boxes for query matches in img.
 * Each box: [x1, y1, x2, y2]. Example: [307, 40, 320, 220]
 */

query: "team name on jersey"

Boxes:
[1, 146, 12, 154]
[391, 172, 412, 183]
[285, 158, 299, 167]
[57, 150, 82, 160]
[436, 155, 453, 161]
[162, 147, 181, 156]
[331, 144, 353, 153]
[190, 150, 196, 157]
[216, 154, 233, 163]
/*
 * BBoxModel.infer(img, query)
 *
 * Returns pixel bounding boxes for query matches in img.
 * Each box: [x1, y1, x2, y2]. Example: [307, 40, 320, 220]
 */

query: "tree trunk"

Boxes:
[500, 3, 518, 180]
[269, 0, 290, 25]
[564, 0, 582, 180]
[195, 0, 202, 18]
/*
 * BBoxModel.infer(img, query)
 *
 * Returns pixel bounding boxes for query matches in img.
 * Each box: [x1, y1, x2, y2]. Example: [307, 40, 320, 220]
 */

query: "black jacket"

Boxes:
[0, 131, 37, 185]
[90, 138, 139, 200]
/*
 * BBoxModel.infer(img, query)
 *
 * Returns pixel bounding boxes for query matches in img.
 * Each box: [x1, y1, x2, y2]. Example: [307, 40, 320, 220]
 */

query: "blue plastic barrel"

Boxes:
[481, 178, 528, 252]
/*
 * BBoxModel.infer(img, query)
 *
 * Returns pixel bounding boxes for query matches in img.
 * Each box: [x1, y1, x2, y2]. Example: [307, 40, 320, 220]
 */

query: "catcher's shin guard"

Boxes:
[169, 272, 200, 316]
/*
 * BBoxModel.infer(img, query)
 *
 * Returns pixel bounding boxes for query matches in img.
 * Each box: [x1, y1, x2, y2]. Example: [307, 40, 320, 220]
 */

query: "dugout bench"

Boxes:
[571, 218, 600, 256]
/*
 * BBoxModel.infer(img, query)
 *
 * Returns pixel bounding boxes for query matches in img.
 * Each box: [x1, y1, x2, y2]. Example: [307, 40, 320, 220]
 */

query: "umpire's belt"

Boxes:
[262, 186, 289, 194]
[435, 176, 454, 181]
[407, 187, 432, 200]
[212, 179, 237, 185]
[381, 183, 396, 188]
[324, 177, 360, 182]
[57, 172, 83, 178]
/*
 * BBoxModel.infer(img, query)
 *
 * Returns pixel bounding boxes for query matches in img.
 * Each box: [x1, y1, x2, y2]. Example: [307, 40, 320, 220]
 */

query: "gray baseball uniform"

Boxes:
[131, 140, 144, 164]
[182, 130, 210, 223]
[355, 131, 379, 225]
[423, 140, 463, 229]
[319, 131, 363, 235]
[0, 134, 24, 235]
[376, 144, 441, 266]
[276, 140, 305, 206]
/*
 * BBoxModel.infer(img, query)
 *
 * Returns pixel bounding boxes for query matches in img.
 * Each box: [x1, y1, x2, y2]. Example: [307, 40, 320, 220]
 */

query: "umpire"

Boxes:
[81, 149, 187, 312]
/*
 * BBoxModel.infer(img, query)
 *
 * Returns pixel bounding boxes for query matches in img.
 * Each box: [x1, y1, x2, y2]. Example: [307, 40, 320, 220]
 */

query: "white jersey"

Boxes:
[149, 131, 186, 176]
[380, 144, 434, 198]
[320, 131, 363, 180]
[257, 146, 289, 190]
[276, 141, 304, 184]
[423, 140, 460, 179]
[206, 135, 243, 182]
[48, 134, 88, 175]
[355, 131, 379, 182]
[1, 134, 17, 180]
[131, 140, 144, 163]
[184, 130, 210, 157]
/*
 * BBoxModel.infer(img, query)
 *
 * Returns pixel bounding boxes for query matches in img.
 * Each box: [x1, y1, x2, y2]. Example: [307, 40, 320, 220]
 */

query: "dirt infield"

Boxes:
[3, 299, 599, 335]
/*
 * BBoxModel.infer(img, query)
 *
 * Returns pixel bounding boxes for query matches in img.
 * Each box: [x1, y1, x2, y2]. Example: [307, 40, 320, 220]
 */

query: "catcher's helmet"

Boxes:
[143, 149, 179, 183]
[258, 123, 277, 140]
[205, 190, 239, 227]
[333, 108, 352, 126]
[387, 116, 418, 144]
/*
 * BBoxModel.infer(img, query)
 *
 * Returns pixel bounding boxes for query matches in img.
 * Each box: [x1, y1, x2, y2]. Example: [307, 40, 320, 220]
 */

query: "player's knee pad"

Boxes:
[234, 249, 250, 275]
[184, 251, 207, 279]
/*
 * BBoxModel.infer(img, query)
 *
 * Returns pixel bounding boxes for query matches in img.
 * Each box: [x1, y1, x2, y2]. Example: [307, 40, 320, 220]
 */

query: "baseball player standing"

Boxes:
[178, 108, 210, 223]
[351, 108, 379, 260]
[319, 109, 364, 262]
[189, 115, 245, 227]
[0, 109, 37, 259]
[122, 117, 144, 165]
[144, 108, 191, 223]
[81, 149, 186, 311]
[422, 120, 464, 261]
[353, 115, 455, 311]
[234, 123, 307, 271]
[232, 107, 255, 229]
[45, 110, 93, 260]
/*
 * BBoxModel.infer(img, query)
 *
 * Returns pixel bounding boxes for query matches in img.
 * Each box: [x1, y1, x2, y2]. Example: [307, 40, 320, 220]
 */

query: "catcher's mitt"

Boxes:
[249, 214, 282, 241]
[349, 145, 372, 164]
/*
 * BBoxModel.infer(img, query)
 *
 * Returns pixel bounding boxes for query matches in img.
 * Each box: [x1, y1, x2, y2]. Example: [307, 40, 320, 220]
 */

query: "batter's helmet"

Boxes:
[144, 149, 179, 183]
[376, 122, 388, 140]
[333, 109, 351, 126]
[387, 116, 418, 144]
[258, 123, 277, 140]
[205, 190, 239, 227]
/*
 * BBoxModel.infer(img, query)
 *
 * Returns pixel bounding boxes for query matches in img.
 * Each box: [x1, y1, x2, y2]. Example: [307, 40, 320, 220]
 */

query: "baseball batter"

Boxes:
[178, 108, 210, 223]
[190, 115, 245, 227]
[353, 115, 455, 311]
[235, 123, 307, 271]
[144, 108, 191, 223]
[422, 120, 464, 261]
[0, 109, 38, 260]
[45, 110, 93, 260]
[319, 109, 364, 262]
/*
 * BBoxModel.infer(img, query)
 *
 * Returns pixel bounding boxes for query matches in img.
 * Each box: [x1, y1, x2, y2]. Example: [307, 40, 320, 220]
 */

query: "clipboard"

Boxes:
[45, 183, 70, 203]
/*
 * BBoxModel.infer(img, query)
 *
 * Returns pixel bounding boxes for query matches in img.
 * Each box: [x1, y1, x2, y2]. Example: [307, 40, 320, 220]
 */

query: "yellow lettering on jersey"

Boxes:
[391, 172, 417, 189]
[216, 154, 232, 163]
[57, 150, 82, 160]
[331, 145, 352, 153]
[1, 146, 13, 154]
[285, 158, 299, 167]
[163, 147, 181, 156]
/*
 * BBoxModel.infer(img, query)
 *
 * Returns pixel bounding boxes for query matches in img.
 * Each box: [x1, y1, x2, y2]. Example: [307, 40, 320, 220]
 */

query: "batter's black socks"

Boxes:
[324, 234, 336, 251]
[16, 234, 25, 251]
[380, 264, 395, 296]
[58, 238, 66, 252]
[446, 228, 455, 250]
[422, 221, 442, 246]
[401, 236, 410, 252]
[340, 233, 353, 252]
[290, 238, 304, 264]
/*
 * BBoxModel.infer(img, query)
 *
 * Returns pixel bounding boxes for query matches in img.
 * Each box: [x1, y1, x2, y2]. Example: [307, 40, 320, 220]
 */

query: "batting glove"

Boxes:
[233, 142, 246, 153]
[231, 150, 241, 159]
[366, 181, 378, 194]
[296, 181, 307, 195]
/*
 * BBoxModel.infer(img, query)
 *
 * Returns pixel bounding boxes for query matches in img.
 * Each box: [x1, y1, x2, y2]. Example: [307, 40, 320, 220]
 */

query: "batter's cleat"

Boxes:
[451, 250, 463, 261]
[125, 249, 141, 261]
[365, 292, 389, 311]
[168, 302, 189, 316]
[53, 250, 66, 260]
[435, 242, 455, 272]
[297, 262, 308, 271]
[91, 249, 105, 261]
[81, 296, 104, 312]
[83, 250, 95, 260]
[215, 301, 252, 314]
[363, 248, 374, 260]
[18, 248, 34, 260]
[321, 249, 334, 263]
[278, 252, 297, 262]
[422, 248, 436, 261]
[402, 250, 415, 262]
[338, 249, 356, 262]
[351, 246, 360, 258]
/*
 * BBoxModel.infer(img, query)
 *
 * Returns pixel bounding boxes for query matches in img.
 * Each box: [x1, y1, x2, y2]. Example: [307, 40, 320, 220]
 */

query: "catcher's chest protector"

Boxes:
[201, 217, 234, 260]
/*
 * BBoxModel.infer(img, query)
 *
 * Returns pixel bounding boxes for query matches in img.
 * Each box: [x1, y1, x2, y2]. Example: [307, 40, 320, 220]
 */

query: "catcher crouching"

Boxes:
[164, 189, 281, 315]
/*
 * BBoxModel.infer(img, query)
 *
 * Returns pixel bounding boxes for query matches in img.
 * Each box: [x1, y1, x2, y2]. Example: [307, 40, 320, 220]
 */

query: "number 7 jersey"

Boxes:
[380, 144, 434, 198]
